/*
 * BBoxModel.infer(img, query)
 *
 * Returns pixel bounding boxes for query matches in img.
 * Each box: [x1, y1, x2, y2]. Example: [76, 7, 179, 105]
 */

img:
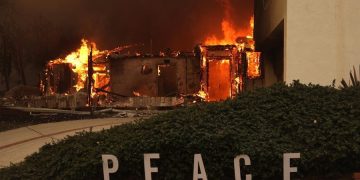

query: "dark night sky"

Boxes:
[13, 0, 253, 52]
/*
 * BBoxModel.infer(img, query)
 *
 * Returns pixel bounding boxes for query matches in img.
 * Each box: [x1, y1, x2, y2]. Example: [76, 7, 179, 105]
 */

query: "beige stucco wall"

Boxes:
[285, 0, 360, 86]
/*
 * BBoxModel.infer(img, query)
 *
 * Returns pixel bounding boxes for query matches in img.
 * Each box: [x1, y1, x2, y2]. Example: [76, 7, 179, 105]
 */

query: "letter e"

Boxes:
[283, 153, 300, 180]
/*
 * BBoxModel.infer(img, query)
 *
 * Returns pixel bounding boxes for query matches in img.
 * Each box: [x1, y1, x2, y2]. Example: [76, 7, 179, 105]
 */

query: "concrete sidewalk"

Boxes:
[0, 118, 136, 168]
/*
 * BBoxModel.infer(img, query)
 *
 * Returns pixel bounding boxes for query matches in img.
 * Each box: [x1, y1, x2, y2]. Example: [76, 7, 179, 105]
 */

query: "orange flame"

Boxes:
[205, 16, 254, 45]
[204, 0, 253, 45]
[133, 91, 141, 97]
[197, 90, 208, 100]
[48, 39, 108, 93]
[246, 51, 262, 79]
[198, 0, 258, 102]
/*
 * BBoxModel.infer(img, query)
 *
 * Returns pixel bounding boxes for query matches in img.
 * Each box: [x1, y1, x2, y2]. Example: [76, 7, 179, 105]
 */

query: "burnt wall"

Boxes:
[109, 56, 200, 97]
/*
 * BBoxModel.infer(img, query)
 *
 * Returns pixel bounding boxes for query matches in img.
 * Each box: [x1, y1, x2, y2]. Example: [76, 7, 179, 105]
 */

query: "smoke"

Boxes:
[1, 0, 253, 88]
[13, 0, 253, 51]
[220, 0, 235, 20]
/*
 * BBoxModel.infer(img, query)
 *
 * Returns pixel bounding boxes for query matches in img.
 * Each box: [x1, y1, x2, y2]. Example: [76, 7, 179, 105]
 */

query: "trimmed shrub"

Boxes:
[1, 81, 360, 179]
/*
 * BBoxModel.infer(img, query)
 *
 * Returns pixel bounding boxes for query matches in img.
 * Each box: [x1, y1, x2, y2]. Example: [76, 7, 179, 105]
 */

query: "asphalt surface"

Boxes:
[0, 117, 136, 168]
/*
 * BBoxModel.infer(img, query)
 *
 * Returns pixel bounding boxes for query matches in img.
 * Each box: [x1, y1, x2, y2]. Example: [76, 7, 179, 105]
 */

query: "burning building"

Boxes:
[198, 45, 240, 101]
[40, 41, 201, 108]
[7, 0, 360, 110]
[197, 14, 262, 101]
[41, 40, 110, 96]
[40, 37, 261, 108]
[38, 2, 261, 108]
[108, 52, 200, 98]
[197, 42, 261, 101]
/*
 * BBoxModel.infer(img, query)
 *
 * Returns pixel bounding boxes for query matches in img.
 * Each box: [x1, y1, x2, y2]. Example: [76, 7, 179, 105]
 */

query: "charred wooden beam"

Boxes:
[88, 45, 94, 115]
[94, 88, 128, 97]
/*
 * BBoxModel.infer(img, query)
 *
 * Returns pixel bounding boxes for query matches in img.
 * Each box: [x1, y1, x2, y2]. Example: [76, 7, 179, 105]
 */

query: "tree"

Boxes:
[0, 0, 13, 90]
[0, 0, 28, 90]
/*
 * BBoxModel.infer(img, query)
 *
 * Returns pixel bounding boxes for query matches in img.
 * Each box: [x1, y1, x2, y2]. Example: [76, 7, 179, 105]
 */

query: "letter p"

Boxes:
[102, 154, 119, 180]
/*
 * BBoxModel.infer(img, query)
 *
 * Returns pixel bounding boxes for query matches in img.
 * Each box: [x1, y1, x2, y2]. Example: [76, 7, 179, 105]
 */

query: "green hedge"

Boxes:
[1, 81, 360, 179]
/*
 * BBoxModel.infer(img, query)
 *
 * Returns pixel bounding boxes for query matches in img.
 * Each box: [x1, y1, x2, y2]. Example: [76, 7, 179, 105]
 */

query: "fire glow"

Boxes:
[45, 39, 109, 95]
[247, 51, 261, 79]
[204, 0, 254, 46]
[196, 0, 260, 102]
[205, 16, 254, 46]
[40, 0, 260, 104]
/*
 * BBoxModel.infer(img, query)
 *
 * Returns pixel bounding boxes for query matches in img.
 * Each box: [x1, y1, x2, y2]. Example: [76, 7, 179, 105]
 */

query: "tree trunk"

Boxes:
[2, 37, 12, 91]
[14, 47, 26, 85]
[4, 74, 9, 90]
[19, 59, 26, 85]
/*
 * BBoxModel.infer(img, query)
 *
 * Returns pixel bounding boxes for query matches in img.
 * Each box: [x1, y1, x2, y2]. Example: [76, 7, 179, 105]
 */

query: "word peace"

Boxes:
[102, 153, 300, 180]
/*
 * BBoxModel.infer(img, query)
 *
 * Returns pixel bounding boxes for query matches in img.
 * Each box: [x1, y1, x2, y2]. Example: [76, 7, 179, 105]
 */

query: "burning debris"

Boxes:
[197, 43, 261, 102]
[196, 12, 261, 101]
[41, 39, 110, 96]
[197, 45, 241, 101]
[246, 51, 261, 79]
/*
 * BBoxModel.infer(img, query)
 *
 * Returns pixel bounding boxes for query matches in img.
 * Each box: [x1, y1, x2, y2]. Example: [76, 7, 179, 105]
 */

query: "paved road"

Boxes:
[0, 118, 136, 168]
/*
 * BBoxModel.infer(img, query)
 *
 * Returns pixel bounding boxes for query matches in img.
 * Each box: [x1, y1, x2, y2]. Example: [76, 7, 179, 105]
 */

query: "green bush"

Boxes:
[1, 81, 360, 179]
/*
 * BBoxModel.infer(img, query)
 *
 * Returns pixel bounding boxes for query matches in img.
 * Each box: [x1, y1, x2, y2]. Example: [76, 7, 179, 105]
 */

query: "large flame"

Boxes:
[247, 51, 262, 79]
[205, 16, 254, 45]
[204, 0, 254, 45]
[48, 39, 107, 93]
[198, 0, 258, 102]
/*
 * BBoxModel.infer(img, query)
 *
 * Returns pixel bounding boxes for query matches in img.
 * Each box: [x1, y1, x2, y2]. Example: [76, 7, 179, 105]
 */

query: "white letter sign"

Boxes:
[144, 153, 160, 180]
[234, 155, 252, 180]
[193, 154, 208, 180]
[102, 154, 119, 180]
[283, 153, 301, 180]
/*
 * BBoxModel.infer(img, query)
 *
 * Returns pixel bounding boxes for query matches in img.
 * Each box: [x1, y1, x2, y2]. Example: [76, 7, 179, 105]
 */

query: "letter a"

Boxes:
[193, 154, 208, 180]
